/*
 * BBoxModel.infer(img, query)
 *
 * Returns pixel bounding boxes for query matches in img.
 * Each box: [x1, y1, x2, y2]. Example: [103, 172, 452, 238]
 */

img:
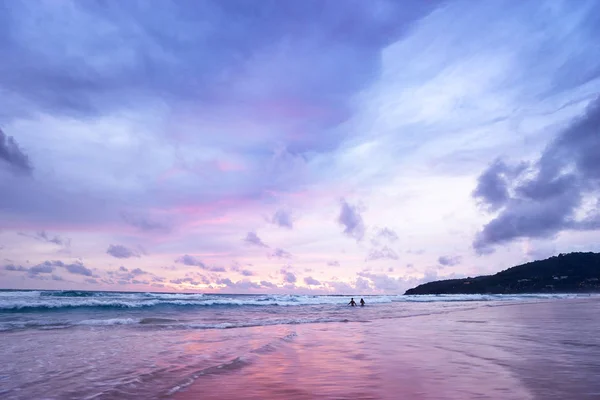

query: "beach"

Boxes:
[1, 292, 600, 399]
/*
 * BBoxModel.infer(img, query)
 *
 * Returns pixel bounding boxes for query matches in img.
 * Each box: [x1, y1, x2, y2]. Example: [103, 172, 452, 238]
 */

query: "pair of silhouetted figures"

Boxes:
[348, 297, 365, 307]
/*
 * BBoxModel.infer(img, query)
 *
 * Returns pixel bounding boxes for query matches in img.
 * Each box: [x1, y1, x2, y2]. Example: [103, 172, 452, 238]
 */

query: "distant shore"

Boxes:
[405, 252, 600, 295]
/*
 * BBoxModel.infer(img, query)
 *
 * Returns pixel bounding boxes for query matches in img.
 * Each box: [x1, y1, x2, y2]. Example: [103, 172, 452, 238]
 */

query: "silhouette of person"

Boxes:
[360, 298, 365, 306]
[348, 298, 357, 306]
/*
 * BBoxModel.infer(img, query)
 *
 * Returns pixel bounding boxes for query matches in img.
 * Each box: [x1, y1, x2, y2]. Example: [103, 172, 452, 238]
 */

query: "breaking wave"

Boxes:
[0, 290, 591, 312]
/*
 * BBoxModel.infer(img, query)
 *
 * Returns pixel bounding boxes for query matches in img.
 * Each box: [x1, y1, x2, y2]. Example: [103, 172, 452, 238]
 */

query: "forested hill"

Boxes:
[404, 252, 600, 295]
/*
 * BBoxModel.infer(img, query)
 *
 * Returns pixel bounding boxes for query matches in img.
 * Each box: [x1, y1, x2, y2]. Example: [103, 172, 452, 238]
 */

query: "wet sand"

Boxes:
[174, 299, 600, 400]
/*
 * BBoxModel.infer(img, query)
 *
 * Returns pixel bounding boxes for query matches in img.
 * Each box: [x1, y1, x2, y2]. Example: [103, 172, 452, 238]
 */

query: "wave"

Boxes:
[0, 291, 594, 312]
[0, 316, 352, 332]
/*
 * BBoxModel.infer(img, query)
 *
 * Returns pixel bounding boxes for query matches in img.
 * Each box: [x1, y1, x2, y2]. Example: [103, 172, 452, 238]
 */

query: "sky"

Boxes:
[1, 0, 600, 294]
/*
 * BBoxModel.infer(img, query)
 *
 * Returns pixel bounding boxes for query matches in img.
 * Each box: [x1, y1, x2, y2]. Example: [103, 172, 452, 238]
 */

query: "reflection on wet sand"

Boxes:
[175, 300, 600, 400]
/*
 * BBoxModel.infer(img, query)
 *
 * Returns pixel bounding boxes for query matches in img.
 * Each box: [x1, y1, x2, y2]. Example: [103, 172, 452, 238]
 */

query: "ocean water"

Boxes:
[1, 290, 599, 399]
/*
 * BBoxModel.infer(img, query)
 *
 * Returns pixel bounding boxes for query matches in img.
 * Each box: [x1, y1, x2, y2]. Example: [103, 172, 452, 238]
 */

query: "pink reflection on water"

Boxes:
[174, 310, 537, 400]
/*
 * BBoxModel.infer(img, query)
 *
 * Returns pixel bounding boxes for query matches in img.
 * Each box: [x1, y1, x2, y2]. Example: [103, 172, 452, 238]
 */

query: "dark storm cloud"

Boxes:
[244, 232, 269, 248]
[438, 255, 461, 266]
[338, 199, 365, 241]
[473, 97, 600, 253]
[0, 129, 32, 175]
[106, 244, 140, 259]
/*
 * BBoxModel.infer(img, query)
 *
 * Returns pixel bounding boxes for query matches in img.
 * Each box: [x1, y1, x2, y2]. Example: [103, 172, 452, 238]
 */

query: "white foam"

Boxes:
[0, 291, 595, 311]
[142, 293, 205, 300]
[0, 290, 42, 297]
[78, 318, 140, 326]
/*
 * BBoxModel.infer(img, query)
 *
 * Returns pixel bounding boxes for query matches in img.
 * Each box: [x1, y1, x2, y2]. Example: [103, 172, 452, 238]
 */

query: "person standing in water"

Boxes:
[348, 298, 357, 306]
[360, 298, 365, 306]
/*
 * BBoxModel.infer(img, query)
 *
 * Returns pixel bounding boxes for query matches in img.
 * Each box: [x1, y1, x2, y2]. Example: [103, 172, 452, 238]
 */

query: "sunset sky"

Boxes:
[1, 0, 599, 294]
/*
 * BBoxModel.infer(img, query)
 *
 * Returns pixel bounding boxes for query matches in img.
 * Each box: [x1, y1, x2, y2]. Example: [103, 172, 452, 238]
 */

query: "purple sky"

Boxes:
[1, 0, 600, 294]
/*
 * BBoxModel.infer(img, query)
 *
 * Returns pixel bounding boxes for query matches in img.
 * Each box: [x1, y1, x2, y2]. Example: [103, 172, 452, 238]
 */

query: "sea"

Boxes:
[1, 290, 600, 399]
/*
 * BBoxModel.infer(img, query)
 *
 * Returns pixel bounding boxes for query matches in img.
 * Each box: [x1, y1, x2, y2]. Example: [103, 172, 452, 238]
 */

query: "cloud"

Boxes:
[244, 232, 269, 248]
[18, 231, 71, 248]
[438, 255, 462, 266]
[304, 276, 321, 286]
[327, 260, 340, 267]
[173, 256, 224, 272]
[4, 260, 69, 276]
[29, 263, 54, 274]
[270, 248, 292, 259]
[280, 269, 297, 284]
[241, 269, 254, 276]
[356, 271, 425, 293]
[366, 246, 399, 261]
[5, 259, 94, 277]
[354, 277, 372, 292]
[63, 261, 93, 276]
[371, 227, 399, 245]
[473, 159, 530, 212]
[170, 277, 202, 286]
[106, 244, 140, 259]
[271, 209, 293, 229]
[338, 199, 365, 241]
[0, 1, 434, 120]
[35, 231, 71, 247]
[473, 97, 600, 253]
[175, 254, 206, 268]
[260, 280, 276, 288]
[120, 212, 169, 232]
[0, 129, 32, 175]
[217, 278, 263, 290]
[4, 264, 27, 272]
[130, 268, 148, 276]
